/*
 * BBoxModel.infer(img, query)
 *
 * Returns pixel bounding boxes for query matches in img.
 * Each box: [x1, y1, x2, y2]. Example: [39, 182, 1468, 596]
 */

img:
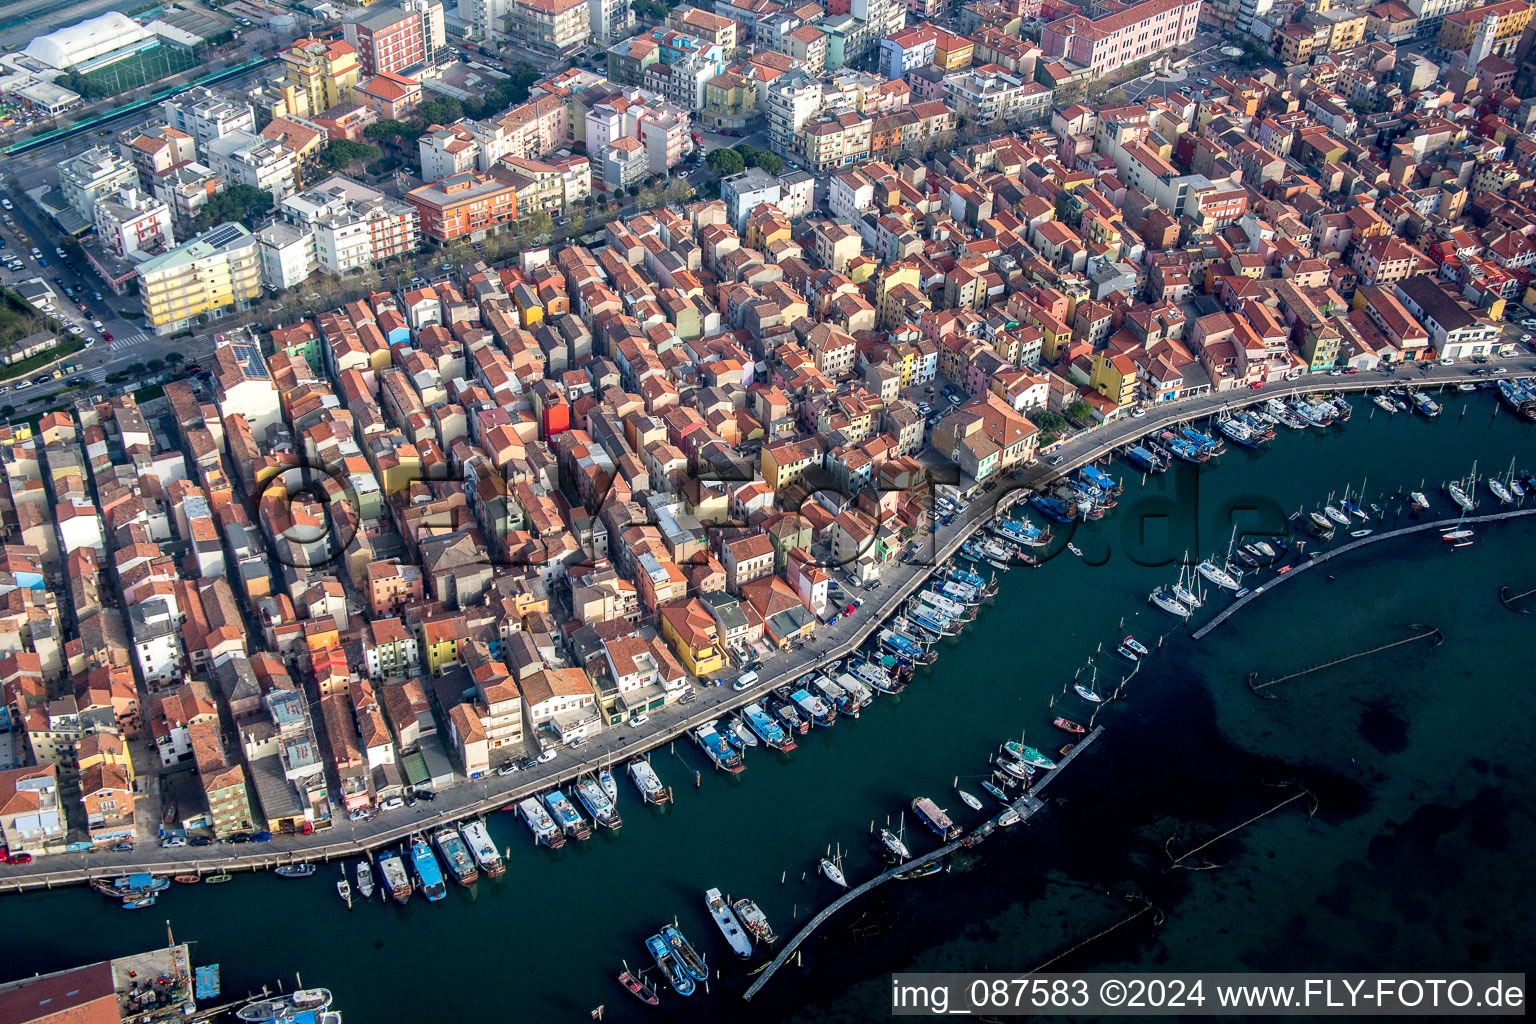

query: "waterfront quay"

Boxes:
[1, 360, 1527, 895]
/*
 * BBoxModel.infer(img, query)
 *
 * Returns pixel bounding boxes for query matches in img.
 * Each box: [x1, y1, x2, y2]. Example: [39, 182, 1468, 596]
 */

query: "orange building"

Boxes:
[406, 171, 519, 243]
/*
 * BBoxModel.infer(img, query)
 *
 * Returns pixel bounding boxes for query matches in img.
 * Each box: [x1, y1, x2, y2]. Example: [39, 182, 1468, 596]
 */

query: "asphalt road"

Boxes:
[3, 357, 1532, 887]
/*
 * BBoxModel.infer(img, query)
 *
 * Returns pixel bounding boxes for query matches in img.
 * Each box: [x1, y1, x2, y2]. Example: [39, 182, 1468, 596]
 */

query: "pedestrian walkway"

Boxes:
[110, 332, 151, 350]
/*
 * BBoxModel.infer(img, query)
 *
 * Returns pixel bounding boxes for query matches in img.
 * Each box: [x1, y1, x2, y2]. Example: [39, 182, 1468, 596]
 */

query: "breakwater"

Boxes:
[1191, 507, 1536, 641]
[744, 727, 1105, 1001]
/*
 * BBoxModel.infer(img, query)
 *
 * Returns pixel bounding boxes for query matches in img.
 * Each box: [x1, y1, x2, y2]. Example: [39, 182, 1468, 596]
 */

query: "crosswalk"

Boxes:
[110, 332, 151, 350]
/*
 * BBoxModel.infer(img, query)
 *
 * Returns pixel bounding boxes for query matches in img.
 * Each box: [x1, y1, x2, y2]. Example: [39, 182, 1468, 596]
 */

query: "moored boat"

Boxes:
[1053, 717, 1086, 735]
[1074, 682, 1103, 703]
[618, 970, 660, 1006]
[628, 758, 671, 803]
[1445, 480, 1475, 511]
[409, 837, 447, 901]
[1324, 504, 1351, 527]
[741, 702, 794, 751]
[998, 807, 1022, 827]
[274, 863, 316, 879]
[378, 850, 413, 902]
[662, 924, 709, 982]
[599, 768, 618, 804]
[1409, 491, 1430, 511]
[174, 874, 201, 885]
[646, 934, 695, 997]
[705, 887, 753, 958]
[1149, 586, 1191, 618]
[734, 898, 778, 944]
[544, 789, 592, 841]
[956, 788, 982, 811]
[820, 855, 847, 887]
[1122, 635, 1150, 656]
[1004, 741, 1057, 769]
[575, 776, 623, 830]
[459, 820, 505, 878]
[880, 827, 910, 860]
[236, 989, 332, 1022]
[912, 797, 962, 840]
[1196, 559, 1240, 590]
[980, 779, 1010, 803]
[433, 824, 479, 885]
[518, 796, 565, 848]
[693, 723, 746, 773]
[355, 858, 376, 897]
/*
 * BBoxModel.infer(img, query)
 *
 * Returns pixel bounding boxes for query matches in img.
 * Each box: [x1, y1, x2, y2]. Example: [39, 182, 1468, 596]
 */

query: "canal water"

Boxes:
[4, 391, 1533, 1022]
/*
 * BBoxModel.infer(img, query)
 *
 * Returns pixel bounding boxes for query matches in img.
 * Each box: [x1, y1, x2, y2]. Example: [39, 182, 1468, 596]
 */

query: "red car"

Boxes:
[1248, 381, 1264, 388]
[6, 851, 32, 864]
[845, 603, 856, 614]
[102, 331, 113, 342]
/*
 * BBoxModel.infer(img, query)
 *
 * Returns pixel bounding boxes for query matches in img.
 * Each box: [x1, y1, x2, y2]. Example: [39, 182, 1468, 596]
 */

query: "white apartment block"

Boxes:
[160, 87, 257, 158]
[207, 131, 300, 201]
[59, 147, 138, 222]
[92, 186, 175, 263]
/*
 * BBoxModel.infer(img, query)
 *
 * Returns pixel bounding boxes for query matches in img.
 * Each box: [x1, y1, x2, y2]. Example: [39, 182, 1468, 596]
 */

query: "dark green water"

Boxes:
[4, 392, 1533, 1022]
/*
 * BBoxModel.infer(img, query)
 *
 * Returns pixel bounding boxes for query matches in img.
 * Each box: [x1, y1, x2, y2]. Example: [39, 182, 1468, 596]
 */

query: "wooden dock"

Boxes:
[742, 727, 1104, 1001]
[1192, 507, 1536, 642]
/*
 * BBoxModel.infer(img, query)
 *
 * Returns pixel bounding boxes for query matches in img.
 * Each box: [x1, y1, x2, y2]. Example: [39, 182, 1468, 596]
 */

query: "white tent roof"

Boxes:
[23, 12, 154, 70]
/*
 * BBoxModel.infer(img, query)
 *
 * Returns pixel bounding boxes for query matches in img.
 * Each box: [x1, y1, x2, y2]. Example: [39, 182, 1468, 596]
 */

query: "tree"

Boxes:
[145, 357, 165, 372]
[706, 147, 745, 175]
[626, 183, 641, 198]
[663, 179, 695, 204]
[415, 97, 463, 127]
[529, 210, 554, 240]
[568, 210, 586, 236]
[1066, 399, 1093, 423]
[0, 406, 13, 420]
[191, 184, 273, 233]
[365, 119, 425, 146]
[165, 352, 184, 366]
[319, 139, 382, 172]
[753, 151, 784, 175]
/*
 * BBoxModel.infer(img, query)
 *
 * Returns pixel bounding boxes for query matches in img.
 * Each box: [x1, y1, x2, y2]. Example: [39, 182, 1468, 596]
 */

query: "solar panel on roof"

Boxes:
[232, 343, 270, 380]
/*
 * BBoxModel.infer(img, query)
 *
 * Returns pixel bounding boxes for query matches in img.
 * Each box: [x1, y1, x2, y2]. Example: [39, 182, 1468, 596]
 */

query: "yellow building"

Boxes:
[874, 261, 922, 327]
[281, 37, 361, 114]
[1089, 351, 1138, 406]
[702, 72, 757, 131]
[1321, 8, 1368, 49]
[137, 223, 262, 337]
[761, 437, 822, 492]
[658, 600, 725, 678]
[890, 341, 917, 387]
[934, 29, 974, 69]
[1439, 0, 1531, 51]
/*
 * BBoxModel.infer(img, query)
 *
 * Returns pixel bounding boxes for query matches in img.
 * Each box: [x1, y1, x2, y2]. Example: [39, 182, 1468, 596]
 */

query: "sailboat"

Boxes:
[599, 767, 618, 804]
[1172, 561, 1202, 609]
[880, 826, 911, 861]
[1149, 585, 1191, 618]
[820, 845, 848, 887]
[337, 868, 352, 908]
[1195, 557, 1240, 590]
[956, 788, 983, 811]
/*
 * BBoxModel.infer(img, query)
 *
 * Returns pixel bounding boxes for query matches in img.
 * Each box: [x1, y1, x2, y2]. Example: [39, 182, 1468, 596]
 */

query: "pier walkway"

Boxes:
[2, 366, 1529, 891]
[743, 727, 1104, 1001]
[1192, 507, 1536, 641]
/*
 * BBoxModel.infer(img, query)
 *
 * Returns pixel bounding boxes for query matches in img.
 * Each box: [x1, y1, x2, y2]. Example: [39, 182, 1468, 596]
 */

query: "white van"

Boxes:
[734, 670, 760, 691]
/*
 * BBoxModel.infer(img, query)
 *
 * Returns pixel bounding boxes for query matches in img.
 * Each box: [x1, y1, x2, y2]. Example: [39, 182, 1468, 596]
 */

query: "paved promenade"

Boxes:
[2, 360, 1532, 891]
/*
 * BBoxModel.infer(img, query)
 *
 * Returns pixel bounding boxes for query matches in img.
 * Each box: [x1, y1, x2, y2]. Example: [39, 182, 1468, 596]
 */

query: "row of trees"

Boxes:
[363, 65, 541, 149]
[190, 184, 273, 233]
[318, 139, 381, 173]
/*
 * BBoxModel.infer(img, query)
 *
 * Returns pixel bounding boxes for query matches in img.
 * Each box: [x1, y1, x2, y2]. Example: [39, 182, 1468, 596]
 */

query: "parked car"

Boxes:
[7, 851, 33, 864]
[160, 836, 187, 848]
[380, 796, 404, 811]
[537, 747, 557, 762]
[416, 789, 436, 801]
[110, 841, 134, 852]
[250, 830, 272, 842]
[628, 713, 650, 727]
[102, 331, 113, 342]
[190, 836, 212, 847]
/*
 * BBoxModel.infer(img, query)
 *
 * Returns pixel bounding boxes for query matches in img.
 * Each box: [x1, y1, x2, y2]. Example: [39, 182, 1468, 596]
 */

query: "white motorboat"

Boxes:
[956, 788, 982, 811]
[354, 859, 375, 900]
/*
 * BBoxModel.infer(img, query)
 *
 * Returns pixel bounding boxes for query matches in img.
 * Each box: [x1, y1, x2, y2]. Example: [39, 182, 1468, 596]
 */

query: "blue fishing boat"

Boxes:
[1028, 494, 1075, 522]
[849, 657, 904, 694]
[1124, 445, 1163, 473]
[409, 836, 447, 902]
[991, 517, 1050, 546]
[646, 934, 695, 996]
[767, 691, 809, 734]
[945, 565, 990, 591]
[907, 607, 956, 638]
[662, 924, 709, 982]
[1182, 427, 1224, 455]
[880, 627, 934, 664]
[812, 675, 858, 717]
[1079, 464, 1121, 494]
[693, 723, 746, 772]
[790, 687, 835, 726]
[979, 779, 1011, 804]
[742, 702, 795, 751]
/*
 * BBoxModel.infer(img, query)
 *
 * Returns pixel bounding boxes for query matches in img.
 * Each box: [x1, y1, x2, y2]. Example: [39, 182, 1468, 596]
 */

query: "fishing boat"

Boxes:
[849, 657, 903, 695]
[767, 693, 808, 735]
[1409, 390, 1441, 418]
[789, 687, 835, 727]
[618, 970, 660, 1006]
[432, 825, 479, 885]
[912, 797, 963, 840]
[628, 759, 670, 804]
[236, 990, 333, 1022]
[820, 852, 848, 887]
[1074, 681, 1104, 702]
[1123, 444, 1165, 473]
[880, 827, 911, 860]
[1409, 491, 1430, 512]
[1324, 504, 1351, 527]
[893, 860, 945, 880]
[544, 790, 593, 841]
[378, 850, 413, 903]
[599, 768, 619, 804]
[409, 837, 447, 901]
[646, 934, 695, 997]
[1196, 559, 1240, 590]
[705, 887, 754, 958]
[1371, 393, 1396, 413]
[518, 796, 565, 848]
[274, 863, 316, 879]
[956, 788, 982, 811]
[93, 873, 170, 899]
[1122, 635, 1150, 656]
[1496, 378, 1536, 419]
[979, 779, 1010, 803]
[879, 627, 935, 665]
[728, 715, 760, 748]
[741, 703, 794, 752]
[575, 777, 623, 830]
[662, 924, 709, 982]
[998, 808, 1022, 827]
[1028, 494, 1076, 523]
[459, 820, 505, 878]
[693, 723, 746, 772]
[1150, 586, 1191, 618]
[1053, 717, 1086, 735]
[1004, 741, 1057, 769]
[122, 896, 157, 910]
[733, 898, 778, 944]
[812, 675, 858, 718]
[836, 672, 875, 709]
[337, 873, 352, 906]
